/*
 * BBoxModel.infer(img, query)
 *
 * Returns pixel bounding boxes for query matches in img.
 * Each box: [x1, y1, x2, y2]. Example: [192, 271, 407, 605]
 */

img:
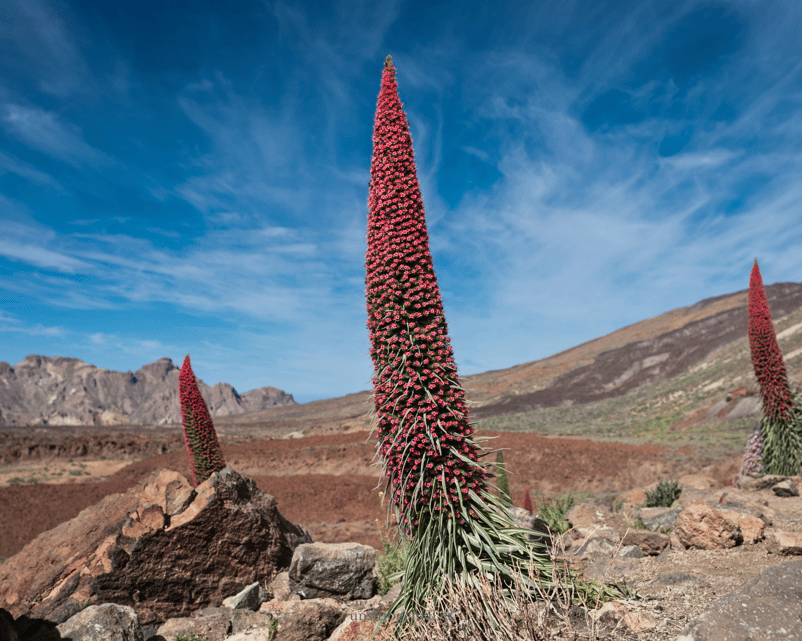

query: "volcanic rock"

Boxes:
[288, 543, 377, 601]
[673, 501, 743, 550]
[56, 603, 143, 641]
[621, 529, 670, 556]
[772, 478, 800, 496]
[766, 530, 802, 555]
[0, 467, 310, 627]
[156, 607, 234, 641]
[566, 499, 626, 535]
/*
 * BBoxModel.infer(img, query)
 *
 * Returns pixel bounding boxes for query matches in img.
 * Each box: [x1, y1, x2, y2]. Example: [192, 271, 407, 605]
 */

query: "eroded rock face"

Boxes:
[0, 467, 311, 627]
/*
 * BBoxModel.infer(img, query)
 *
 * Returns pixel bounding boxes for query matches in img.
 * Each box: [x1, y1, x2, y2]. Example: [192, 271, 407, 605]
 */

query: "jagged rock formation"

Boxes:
[0, 467, 311, 627]
[0, 355, 295, 426]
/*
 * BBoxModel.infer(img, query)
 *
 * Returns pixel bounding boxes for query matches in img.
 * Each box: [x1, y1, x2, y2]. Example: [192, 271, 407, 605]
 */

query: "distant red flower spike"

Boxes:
[179, 354, 226, 486]
[748, 259, 796, 423]
[523, 489, 534, 514]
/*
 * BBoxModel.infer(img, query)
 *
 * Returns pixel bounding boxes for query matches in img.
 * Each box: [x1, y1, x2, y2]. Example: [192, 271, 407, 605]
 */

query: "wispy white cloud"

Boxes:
[0, 150, 60, 186]
[659, 150, 740, 170]
[0, 310, 65, 338]
[0, 0, 93, 98]
[1, 104, 108, 167]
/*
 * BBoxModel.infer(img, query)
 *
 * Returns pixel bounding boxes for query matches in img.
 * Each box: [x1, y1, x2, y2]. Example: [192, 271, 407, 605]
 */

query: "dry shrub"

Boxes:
[374, 553, 625, 641]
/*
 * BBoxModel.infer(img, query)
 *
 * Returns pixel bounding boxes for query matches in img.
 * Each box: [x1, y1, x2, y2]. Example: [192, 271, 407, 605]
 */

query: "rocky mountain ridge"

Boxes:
[0, 355, 295, 427]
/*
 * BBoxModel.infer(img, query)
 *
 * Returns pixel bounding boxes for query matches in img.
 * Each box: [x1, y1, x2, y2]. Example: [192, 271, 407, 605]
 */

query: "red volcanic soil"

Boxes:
[0, 429, 741, 560]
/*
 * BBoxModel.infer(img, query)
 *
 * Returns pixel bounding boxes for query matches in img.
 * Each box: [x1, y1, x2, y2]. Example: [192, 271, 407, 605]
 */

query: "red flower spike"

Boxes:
[365, 56, 487, 530]
[179, 354, 227, 486]
[748, 259, 796, 423]
[523, 489, 533, 515]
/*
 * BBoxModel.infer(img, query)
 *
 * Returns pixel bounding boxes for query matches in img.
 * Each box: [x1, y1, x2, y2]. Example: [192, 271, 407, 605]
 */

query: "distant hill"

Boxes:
[198, 281, 802, 439]
[0, 356, 295, 427]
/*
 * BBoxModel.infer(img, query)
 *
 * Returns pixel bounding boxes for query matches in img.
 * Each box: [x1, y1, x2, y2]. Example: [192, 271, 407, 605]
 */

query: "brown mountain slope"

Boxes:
[198, 281, 802, 435]
[467, 282, 802, 417]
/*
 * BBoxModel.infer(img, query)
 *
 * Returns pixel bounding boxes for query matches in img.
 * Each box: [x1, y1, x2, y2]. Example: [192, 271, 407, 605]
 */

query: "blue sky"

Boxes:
[2, 0, 802, 404]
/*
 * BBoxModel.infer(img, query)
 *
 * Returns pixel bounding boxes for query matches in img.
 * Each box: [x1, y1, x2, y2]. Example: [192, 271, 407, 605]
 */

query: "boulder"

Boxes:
[676, 559, 802, 640]
[766, 530, 802, 555]
[565, 499, 625, 533]
[737, 473, 788, 491]
[506, 506, 552, 543]
[674, 501, 743, 550]
[638, 506, 682, 531]
[273, 603, 345, 641]
[328, 615, 392, 641]
[621, 529, 670, 556]
[267, 571, 296, 602]
[718, 511, 765, 544]
[156, 607, 232, 641]
[223, 581, 262, 611]
[616, 545, 644, 559]
[56, 603, 143, 641]
[772, 479, 800, 497]
[0, 467, 311, 627]
[230, 610, 277, 636]
[572, 535, 618, 559]
[259, 598, 347, 641]
[289, 543, 377, 600]
[713, 492, 775, 525]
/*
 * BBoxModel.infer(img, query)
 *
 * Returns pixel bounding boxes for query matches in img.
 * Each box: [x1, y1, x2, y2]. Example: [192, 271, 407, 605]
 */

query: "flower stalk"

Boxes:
[365, 55, 623, 631]
[178, 354, 227, 485]
[744, 259, 802, 476]
[523, 488, 534, 515]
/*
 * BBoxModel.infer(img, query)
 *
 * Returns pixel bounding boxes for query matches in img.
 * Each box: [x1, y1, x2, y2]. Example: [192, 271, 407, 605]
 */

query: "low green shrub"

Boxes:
[643, 479, 681, 508]
[375, 526, 407, 596]
[534, 490, 590, 535]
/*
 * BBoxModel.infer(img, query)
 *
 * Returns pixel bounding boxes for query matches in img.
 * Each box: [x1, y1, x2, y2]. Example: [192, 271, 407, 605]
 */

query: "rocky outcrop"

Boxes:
[0, 467, 310, 627]
[0, 355, 295, 427]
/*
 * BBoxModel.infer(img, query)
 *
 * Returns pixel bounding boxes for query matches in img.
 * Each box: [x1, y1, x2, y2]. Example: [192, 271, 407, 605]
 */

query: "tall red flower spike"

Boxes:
[364, 57, 621, 629]
[748, 259, 796, 423]
[523, 489, 534, 515]
[366, 55, 487, 534]
[179, 354, 226, 486]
